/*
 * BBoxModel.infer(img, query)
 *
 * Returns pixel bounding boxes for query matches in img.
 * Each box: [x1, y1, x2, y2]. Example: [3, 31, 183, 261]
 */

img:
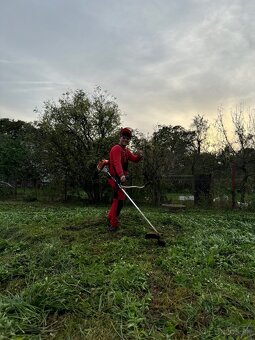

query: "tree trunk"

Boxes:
[14, 180, 17, 199]
[152, 179, 161, 206]
[240, 173, 248, 203]
[231, 163, 236, 209]
[93, 180, 100, 203]
[64, 179, 67, 202]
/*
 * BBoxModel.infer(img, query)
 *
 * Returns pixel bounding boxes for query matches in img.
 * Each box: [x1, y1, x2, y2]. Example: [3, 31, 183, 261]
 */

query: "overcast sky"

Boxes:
[1, 0, 255, 135]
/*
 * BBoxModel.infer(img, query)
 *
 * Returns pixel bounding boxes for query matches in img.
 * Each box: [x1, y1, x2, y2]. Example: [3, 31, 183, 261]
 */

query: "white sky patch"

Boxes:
[0, 0, 255, 135]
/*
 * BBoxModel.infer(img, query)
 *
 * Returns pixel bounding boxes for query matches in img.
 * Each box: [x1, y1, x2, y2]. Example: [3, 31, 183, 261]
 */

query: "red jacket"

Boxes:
[109, 144, 142, 179]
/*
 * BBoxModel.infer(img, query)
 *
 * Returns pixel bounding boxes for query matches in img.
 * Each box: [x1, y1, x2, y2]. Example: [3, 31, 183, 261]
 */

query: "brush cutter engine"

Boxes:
[97, 159, 109, 174]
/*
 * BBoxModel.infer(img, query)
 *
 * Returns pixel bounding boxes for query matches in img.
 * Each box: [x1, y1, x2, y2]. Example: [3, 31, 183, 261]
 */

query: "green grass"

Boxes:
[0, 201, 254, 339]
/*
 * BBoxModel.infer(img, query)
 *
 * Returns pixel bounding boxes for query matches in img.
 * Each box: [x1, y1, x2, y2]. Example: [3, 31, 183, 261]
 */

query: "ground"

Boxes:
[0, 201, 254, 339]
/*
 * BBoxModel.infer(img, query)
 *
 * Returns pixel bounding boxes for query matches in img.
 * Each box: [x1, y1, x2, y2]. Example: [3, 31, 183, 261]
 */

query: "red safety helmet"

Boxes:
[120, 127, 133, 138]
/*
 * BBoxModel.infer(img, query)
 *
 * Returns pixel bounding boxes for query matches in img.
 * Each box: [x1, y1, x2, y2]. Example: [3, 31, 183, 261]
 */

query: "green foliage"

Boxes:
[22, 194, 38, 202]
[141, 125, 196, 205]
[0, 134, 28, 180]
[0, 202, 254, 338]
[0, 120, 41, 211]
[35, 87, 121, 203]
[0, 295, 44, 337]
[23, 274, 92, 315]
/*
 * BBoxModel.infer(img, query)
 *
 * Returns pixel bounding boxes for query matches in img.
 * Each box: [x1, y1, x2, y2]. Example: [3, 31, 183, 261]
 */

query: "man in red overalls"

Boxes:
[108, 127, 143, 231]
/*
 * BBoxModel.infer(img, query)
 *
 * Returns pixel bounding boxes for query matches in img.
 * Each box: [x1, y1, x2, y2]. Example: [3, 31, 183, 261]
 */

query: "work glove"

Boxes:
[120, 175, 126, 183]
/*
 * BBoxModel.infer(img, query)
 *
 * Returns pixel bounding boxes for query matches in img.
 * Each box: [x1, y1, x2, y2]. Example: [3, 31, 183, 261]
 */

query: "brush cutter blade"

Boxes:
[145, 233, 166, 247]
[145, 233, 160, 240]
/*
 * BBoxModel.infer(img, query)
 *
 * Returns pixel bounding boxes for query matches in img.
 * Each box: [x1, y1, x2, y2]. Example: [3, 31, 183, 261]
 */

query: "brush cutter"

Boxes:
[97, 159, 166, 247]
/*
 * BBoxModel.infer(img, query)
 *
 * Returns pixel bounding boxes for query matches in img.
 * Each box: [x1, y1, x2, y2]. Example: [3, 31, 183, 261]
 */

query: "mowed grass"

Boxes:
[0, 201, 254, 339]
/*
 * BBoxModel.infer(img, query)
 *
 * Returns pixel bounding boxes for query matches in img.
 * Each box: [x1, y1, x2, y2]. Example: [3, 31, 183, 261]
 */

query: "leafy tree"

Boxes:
[0, 134, 25, 182]
[141, 125, 195, 205]
[0, 118, 32, 138]
[217, 105, 255, 204]
[190, 114, 209, 175]
[0, 119, 39, 190]
[190, 115, 209, 154]
[35, 87, 121, 202]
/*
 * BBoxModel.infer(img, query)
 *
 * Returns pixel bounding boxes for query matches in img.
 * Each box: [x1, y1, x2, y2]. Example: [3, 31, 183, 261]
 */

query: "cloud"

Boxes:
[0, 0, 255, 134]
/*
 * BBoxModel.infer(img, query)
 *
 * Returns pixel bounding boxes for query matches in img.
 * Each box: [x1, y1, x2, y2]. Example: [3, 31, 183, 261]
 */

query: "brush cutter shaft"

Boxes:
[106, 169, 159, 234]
[120, 187, 159, 234]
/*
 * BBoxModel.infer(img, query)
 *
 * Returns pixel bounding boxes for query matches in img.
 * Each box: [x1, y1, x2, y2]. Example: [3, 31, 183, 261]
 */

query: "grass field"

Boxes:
[0, 201, 255, 339]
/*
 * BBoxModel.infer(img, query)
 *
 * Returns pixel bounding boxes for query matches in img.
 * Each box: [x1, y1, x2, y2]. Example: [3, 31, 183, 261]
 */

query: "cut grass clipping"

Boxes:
[0, 201, 254, 338]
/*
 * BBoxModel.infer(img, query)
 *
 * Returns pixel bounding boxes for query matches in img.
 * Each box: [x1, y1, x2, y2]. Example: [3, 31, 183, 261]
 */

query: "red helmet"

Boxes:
[120, 127, 133, 138]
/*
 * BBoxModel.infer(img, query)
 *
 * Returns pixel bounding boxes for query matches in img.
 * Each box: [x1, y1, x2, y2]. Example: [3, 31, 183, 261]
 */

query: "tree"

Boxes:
[141, 125, 194, 205]
[35, 87, 121, 202]
[217, 104, 255, 205]
[0, 118, 32, 138]
[190, 114, 209, 175]
[0, 119, 39, 195]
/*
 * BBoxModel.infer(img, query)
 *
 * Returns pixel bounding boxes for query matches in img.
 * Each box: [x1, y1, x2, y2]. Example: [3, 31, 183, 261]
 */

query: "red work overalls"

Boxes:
[108, 144, 142, 229]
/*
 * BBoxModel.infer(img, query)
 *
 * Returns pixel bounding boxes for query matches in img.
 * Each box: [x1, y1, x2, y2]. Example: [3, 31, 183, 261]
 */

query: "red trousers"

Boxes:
[108, 179, 126, 228]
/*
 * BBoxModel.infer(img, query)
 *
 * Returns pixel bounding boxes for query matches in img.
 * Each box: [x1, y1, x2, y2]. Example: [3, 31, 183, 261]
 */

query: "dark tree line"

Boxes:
[1, 89, 255, 205]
